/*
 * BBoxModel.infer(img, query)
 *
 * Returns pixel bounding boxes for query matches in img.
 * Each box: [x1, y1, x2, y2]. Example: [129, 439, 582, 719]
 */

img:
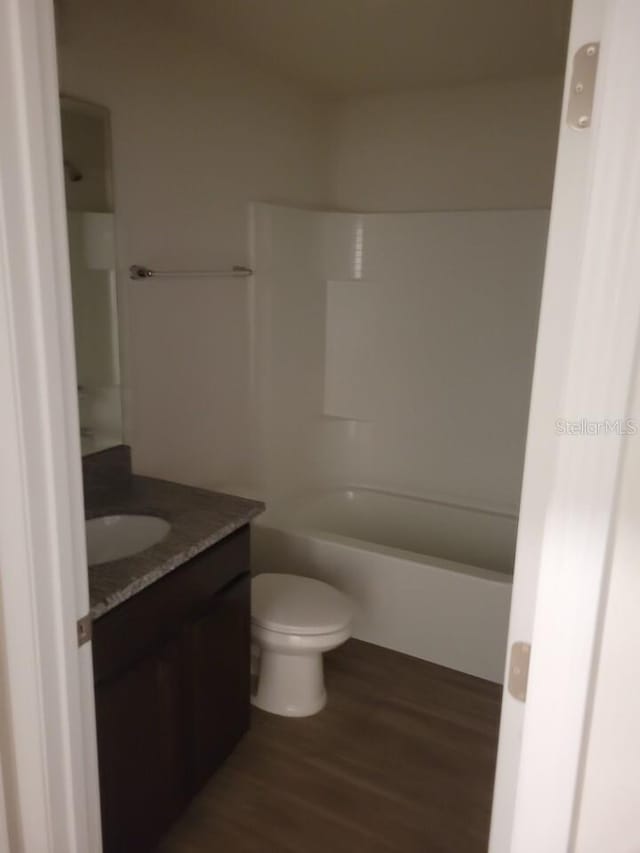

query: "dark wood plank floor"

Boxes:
[158, 639, 501, 853]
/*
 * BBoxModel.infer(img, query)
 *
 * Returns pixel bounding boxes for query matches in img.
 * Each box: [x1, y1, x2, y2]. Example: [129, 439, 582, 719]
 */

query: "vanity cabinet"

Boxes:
[92, 526, 251, 853]
[94, 637, 187, 852]
[185, 574, 250, 791]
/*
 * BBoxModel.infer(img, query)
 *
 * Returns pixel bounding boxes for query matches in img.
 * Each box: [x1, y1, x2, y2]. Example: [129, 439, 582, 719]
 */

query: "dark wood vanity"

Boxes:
[92, 526, 251, 853]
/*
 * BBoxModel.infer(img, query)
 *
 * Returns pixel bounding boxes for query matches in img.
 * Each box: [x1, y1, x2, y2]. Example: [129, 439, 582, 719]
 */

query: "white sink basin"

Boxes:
[86, 514, 170, 566]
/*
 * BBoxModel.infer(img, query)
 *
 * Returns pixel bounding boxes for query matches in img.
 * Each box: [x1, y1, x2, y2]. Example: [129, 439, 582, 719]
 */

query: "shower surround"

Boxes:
[248, 203, 549, 681]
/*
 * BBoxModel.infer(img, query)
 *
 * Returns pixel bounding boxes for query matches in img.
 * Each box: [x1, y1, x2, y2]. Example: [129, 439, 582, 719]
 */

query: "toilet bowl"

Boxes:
[251, 573, 352, 717]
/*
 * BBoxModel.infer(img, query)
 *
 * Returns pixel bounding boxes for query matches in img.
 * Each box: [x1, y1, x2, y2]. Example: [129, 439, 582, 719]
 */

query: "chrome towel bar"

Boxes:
[129, 264, 253, 280]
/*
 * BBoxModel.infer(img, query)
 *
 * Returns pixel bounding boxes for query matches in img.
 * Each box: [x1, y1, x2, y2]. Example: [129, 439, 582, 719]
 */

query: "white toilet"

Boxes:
[251, 573, 352, 717]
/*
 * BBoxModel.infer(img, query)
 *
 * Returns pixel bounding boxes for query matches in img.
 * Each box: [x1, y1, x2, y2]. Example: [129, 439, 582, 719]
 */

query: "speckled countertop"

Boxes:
[87, 475, 264, 620]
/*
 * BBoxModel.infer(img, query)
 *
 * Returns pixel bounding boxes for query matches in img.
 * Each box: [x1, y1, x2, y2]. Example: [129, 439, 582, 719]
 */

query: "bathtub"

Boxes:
[252, 488, 516, 683]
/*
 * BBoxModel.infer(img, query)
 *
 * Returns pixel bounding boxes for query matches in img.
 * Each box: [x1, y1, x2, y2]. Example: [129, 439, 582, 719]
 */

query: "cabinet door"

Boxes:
[186, 573, 251, 792]
[95, 638, 187, 853]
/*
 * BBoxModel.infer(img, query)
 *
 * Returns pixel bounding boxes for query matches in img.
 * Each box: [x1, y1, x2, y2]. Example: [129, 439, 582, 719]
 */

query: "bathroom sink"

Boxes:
[86, 514, 171, 566]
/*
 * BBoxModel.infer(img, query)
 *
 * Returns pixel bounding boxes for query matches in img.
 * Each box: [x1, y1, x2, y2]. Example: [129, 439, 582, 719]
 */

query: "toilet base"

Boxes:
[252, 649, 327, 717]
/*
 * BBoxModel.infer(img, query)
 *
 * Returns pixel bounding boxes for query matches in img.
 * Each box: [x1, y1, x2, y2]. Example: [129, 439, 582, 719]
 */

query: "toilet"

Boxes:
[251, 573, 352, 717]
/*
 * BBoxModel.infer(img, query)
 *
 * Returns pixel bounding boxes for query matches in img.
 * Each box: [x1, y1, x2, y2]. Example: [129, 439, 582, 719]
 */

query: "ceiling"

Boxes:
[187, 0, 571, 97]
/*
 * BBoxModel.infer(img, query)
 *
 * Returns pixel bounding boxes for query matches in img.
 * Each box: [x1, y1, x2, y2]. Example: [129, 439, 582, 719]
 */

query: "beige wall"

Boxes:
[328, 77, 563, 212]
[57, 0, 331, 490]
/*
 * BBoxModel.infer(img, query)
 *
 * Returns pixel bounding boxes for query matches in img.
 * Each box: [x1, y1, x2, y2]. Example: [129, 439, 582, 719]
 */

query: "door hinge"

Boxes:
[508, 641, 531, 702]
[77, 613, 92, 647]
[567, 42, 599, 130]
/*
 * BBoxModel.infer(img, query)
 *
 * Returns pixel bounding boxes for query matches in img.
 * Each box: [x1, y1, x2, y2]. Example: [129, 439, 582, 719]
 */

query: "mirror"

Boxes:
[60, 96, 124, 454]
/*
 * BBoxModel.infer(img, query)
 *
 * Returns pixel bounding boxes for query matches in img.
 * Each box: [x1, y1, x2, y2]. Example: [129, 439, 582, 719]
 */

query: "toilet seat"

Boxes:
[252, 573, 352, 636]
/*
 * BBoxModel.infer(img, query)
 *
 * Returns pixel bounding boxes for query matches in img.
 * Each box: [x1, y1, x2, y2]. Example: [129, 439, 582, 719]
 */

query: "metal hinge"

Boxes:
[77, 613, 92, 647]
[508, 642, 531, 702]
[567, 42, 600, 130]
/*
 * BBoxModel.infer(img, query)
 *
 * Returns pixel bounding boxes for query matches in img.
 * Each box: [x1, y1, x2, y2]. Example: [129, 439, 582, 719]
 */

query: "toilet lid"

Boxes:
[252, 573, 352, 636]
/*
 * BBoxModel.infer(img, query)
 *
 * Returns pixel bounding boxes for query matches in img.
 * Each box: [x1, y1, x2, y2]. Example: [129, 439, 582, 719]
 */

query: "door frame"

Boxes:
[0, 0, 101, 850]
[490, 0, 640, 850]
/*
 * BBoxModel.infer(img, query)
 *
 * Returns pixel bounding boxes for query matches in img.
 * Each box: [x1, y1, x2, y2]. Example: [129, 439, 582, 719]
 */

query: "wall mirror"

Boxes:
[60, 95, 124, 454]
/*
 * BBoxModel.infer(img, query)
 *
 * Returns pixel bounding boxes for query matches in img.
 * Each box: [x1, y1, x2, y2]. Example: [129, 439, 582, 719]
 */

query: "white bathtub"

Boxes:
[252, 488, 516, 683]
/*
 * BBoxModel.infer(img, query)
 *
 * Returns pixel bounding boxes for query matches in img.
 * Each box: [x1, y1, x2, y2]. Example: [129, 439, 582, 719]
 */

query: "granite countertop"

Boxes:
[87, 475, 264, 620]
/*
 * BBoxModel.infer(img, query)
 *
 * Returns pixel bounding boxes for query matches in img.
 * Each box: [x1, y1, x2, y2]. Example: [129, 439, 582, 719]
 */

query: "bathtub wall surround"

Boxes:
[249, 202, 549, 514]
